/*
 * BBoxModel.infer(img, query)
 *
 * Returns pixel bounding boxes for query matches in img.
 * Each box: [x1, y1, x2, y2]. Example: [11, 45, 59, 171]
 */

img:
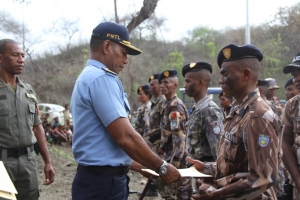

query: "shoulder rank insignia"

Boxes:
[103, 68, 117, 75]
[258, 135, 270, 147]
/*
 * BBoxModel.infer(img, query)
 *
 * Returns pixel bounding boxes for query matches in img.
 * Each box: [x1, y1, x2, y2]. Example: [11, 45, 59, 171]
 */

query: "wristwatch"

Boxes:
[158, 160, 168, 176]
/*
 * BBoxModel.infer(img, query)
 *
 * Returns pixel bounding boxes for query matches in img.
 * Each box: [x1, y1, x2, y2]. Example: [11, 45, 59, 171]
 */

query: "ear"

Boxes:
[243, 68, 251, 81]
[102, 40, 111, 55]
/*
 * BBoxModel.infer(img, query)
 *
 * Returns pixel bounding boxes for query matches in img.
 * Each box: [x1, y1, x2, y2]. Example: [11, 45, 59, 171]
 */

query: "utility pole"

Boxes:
[245, 0, 251, 44]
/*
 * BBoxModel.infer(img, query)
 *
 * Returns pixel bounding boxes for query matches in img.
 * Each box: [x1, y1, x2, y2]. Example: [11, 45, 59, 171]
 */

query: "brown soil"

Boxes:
[37, 143, 163, 200]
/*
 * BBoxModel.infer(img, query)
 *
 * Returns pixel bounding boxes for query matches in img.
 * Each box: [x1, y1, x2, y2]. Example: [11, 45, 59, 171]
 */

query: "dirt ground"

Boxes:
[37, 143, 163, 200]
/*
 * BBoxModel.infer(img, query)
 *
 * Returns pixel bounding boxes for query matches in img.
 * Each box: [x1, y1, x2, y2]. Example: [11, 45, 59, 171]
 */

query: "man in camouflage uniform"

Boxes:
[0, 39, 55, 200]
[182, 62, 224, 162]
[144, 73, 166, 155]
[257, 79, 286, 199]
[265, 77, 284, 118]
[282, 53, 300, 200]
[157, 70, 192, 200]
[135, 84, 151, 137]
[187, 44, 282, 200]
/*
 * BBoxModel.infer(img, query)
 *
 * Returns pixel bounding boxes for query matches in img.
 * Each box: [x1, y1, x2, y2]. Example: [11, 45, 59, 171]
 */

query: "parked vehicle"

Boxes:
[38, 103, 65, 125]
[179, 87, 222, 114]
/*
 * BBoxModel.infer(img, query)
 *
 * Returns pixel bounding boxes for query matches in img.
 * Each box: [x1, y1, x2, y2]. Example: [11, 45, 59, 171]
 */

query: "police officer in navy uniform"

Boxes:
[70, 22, 181, 200]
[0, 39, 55, 200]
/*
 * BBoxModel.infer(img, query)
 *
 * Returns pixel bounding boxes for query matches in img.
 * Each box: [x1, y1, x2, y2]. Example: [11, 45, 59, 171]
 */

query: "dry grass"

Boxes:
[37, 143, 163, 200]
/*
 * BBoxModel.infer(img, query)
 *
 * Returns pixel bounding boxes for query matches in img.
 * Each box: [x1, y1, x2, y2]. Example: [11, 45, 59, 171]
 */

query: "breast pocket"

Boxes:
[220, 138, 239, 162]
[28, 103, 36, 126]
[0, 104, 9, 130]
[186, 117, 201, 146]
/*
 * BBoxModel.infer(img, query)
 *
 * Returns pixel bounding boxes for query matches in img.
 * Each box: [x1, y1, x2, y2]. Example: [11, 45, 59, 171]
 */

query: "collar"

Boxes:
[0, 76, 25, 88]
[193, 95, 210, 109]
[151, 95, 165, 104]
[227, 88, 259, 118]
[86, 59, 117, 76]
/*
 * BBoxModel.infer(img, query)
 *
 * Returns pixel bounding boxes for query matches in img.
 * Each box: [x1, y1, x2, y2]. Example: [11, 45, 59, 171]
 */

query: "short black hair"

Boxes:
[0, 39, 19, 54]
[90, 37, 105, 52]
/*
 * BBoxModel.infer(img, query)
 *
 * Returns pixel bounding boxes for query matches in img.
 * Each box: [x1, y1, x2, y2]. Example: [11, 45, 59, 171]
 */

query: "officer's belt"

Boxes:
[0, 145, 34, 158]
[77, 164, 129, 175]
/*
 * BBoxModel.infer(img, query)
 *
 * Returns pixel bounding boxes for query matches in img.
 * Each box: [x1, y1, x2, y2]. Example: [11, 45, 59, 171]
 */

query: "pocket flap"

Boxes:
[0, 105, 8, 115]
[28, 104, 36, 114]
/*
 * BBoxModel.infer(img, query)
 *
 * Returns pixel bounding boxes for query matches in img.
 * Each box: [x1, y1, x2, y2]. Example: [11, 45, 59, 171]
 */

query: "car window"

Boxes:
[46, 106, 52, 112]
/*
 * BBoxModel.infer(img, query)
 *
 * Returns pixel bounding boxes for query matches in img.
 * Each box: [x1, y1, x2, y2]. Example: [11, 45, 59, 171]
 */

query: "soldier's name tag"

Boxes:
[0, 95, 6, 100]
[26, 93, 37, 101]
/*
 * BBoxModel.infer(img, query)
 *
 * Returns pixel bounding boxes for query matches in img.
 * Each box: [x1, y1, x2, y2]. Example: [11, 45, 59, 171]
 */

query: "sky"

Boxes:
[1, 0, 299, 51]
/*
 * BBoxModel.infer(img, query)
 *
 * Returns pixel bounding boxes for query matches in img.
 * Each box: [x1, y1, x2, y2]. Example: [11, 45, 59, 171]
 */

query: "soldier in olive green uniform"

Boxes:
[182, 62, 225, 162]
[282, 53, 300, 200]
[157, 70, 192, 200]
[0, 39, 55, 200]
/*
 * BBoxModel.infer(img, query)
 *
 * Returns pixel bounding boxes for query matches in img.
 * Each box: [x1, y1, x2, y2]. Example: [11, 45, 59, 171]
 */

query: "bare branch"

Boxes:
[114, 0, 120, 23]
[126, 0, 158, 33]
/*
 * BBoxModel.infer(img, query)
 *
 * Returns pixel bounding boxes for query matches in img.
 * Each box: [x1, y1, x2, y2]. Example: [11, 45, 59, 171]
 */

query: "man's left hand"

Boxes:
[192, 179, 222, 200]
[43, 163, 55, 185]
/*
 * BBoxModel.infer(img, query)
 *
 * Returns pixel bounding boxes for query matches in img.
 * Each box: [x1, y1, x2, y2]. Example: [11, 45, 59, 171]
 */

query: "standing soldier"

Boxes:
[146, 74, 165, 154]
[134, 84, 151, 137]
[265, 77, 284, 118]
[182, 62, 225, 162]
[187, 44, 281, 199]
[158, 70, 192, 200]
[282, 53, 300, 200]
[0, 39, 55, 200]
[139, 74, 165, 197]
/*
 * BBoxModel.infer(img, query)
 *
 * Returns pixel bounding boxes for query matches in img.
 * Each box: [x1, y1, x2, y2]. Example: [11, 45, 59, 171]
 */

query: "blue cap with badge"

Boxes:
[92, 22, 142, 55]
[137, 84, 150, 94]
[182, 62, 212, 77]
[217, 43, 263, 68]
[148, 74, 160, 83]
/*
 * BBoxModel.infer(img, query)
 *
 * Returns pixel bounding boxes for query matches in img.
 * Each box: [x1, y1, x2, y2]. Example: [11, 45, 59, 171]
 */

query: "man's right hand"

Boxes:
[186, 157, 204, 173]
[160, 164, 182, 184]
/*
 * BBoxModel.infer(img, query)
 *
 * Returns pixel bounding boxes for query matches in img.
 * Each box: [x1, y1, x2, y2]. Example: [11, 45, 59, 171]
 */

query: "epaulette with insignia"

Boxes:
[102, 67, 117, 76]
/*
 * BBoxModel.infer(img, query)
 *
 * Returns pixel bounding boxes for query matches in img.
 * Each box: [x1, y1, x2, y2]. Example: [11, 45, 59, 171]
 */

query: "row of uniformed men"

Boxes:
[134, 46, 300, 200]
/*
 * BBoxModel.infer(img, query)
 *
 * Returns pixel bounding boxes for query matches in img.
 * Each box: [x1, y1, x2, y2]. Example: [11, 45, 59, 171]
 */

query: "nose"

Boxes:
[218, 76, 224, 84]
[18, 55, 25, 63]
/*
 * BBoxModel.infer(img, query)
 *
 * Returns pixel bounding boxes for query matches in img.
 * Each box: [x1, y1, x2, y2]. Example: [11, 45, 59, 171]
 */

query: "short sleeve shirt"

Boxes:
[71, 59, 132, 166]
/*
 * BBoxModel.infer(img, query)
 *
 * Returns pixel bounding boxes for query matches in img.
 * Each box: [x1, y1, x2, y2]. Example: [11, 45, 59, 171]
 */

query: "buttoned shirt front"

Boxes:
[71, 59, 132, 167]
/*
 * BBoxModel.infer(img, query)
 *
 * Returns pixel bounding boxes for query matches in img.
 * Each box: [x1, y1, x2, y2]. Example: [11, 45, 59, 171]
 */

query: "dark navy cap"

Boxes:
[182, 62, 212, 77]
[284, 78, 294, 88]
[148, 73, 160, 83]
[257, 80, 270, 87]
[265, 78, 279, 89]
[137, 84, 150, 94]
[217, 43, 263, 68]
[158, 70, 178, 83]
[92, 22, 142, 55]
[283, 53, 300, 74]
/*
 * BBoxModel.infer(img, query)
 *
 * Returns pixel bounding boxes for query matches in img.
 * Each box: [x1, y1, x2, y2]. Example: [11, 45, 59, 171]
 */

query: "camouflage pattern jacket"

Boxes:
[282, 94, 300, 187]
[186, 96, 225, 161]
[203, 89, 282, 200]
[146, 95, 166, 143]
[161, 94, 188, 168]
[269, 97, 283, 119]
[135, 101, 151, 136]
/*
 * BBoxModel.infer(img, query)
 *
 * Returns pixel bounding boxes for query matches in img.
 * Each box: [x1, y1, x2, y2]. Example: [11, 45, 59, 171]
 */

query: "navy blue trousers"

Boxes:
[72, 168, 130, 200]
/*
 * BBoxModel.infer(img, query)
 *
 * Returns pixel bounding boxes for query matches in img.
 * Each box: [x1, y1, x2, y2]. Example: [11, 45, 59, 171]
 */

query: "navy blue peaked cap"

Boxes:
[92, 22, 142, 55]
